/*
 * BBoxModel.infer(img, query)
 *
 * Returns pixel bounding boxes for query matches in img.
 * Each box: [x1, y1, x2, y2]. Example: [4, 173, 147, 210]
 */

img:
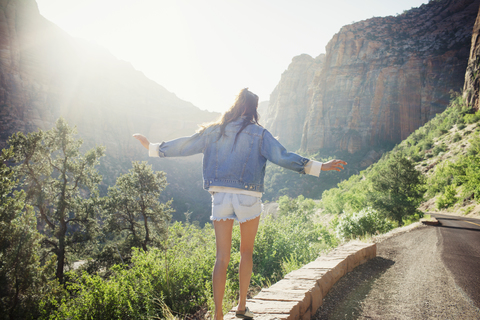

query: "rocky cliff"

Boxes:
[0, 0, 218, 157]
[302, 0, 480, 154]
[264, 0, 479, 155]
[264, 54, 324, 150]
[464, 5, 480, 110]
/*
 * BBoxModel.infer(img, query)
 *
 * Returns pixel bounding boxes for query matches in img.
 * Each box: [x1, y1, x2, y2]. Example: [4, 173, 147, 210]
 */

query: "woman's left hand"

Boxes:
[322, 159, 347, 172]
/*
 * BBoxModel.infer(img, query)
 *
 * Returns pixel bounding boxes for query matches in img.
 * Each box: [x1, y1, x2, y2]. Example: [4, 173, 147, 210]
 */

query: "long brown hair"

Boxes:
[199, 88, 261, 140]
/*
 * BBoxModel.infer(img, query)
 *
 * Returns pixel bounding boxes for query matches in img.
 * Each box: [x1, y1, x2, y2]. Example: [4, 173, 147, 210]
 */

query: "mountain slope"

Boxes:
[0, 0, 218, 156]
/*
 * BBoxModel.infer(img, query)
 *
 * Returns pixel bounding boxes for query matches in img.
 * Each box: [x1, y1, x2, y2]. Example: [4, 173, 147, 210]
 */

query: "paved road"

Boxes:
[431, 213, 480, 309]
[313, 220, 480, 319]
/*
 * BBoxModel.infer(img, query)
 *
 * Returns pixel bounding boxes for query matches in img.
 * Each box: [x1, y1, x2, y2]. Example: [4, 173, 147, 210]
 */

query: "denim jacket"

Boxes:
[150, 117, 310, 192]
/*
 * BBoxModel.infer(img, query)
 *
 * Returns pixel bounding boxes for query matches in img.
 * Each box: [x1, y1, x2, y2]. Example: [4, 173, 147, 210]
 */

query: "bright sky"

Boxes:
[36, 0, 428, 113]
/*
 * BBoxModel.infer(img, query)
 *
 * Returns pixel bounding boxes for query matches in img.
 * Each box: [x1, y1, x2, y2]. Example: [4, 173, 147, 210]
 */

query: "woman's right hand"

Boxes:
[133, 134, 150, 150]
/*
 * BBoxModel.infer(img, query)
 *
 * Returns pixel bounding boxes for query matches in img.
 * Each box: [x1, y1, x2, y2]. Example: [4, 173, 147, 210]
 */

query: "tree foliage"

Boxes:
[8, 118, 105, 283]
[101, 161, 173, 266]
[335, 207, 396, 240]
[0, 148, 43, 319]
[368, 154, 425, 224]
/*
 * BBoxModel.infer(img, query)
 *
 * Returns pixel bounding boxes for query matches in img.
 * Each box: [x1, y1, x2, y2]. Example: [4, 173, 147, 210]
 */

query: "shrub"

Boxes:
[253, 195, 337, 283]
[432, 143, 447, 156]
[421, 140, 434, 151]
[321, 174, 369, 215]
[426, 163, 450, 198]
[463, 156, 480, 199]
[435, 128, 449, 137]
[457, 123, 466, 130]
[452, 133, 462, 142]
[335, 207, 396, 240]
[410, 154, 423, 162]
[464, 111, 480, 124]
[436, 185, 458, 209]
[402, 212, 424, 226]
[467, 134, 480, 156]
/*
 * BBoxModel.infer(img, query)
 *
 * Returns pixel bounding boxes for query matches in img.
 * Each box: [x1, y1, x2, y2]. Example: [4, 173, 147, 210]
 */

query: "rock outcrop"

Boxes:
[464, 5, 480, 110]
[301, 0, 480, 154]
[0, 0, 218, 156]
[264, 54, 324, 150]
[263, 0, 479, 155]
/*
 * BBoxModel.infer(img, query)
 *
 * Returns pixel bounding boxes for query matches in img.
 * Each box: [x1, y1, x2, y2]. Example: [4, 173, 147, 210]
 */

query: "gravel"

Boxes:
[312, 225, 480, 319]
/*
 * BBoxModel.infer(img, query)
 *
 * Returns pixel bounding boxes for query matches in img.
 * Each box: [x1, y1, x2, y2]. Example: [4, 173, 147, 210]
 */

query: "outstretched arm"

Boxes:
[133, 134, 150, 150]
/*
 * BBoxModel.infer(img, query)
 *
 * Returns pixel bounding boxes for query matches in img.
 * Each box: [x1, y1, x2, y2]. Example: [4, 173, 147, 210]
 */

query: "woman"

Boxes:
[133, 88, 346, 320]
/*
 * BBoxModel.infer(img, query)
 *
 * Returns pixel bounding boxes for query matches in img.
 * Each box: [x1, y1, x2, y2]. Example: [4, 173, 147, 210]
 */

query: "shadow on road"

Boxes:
[313, 257, 395, 320]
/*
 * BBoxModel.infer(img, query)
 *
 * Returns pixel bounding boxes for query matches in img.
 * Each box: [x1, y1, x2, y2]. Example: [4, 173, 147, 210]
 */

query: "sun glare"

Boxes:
[36, 0, 429, 113]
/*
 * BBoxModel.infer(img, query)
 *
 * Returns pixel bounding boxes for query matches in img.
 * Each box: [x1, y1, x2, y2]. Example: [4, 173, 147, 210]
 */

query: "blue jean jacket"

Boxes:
[155, 118, 310, 192]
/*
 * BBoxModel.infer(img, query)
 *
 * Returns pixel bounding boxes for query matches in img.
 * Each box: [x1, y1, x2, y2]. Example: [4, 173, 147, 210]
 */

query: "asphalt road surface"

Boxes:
[313, 216, 480, 319]
[431, 213, 480, 309]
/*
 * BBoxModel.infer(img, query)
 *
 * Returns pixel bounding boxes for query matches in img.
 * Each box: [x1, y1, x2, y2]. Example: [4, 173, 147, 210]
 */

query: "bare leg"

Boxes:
[237, 215, 260, 312]
[213, 219, 234, 320]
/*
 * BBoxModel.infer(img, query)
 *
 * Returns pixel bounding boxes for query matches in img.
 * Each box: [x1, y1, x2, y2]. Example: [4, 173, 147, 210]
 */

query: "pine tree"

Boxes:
[103, 161, 172, 263]
[369, 153, 425, 224]
[0, 147, 42, 319]
[8, 118, 105, 283]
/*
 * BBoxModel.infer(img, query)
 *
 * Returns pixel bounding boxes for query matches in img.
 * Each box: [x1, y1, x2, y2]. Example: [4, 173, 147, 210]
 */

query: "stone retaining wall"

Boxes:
[225, 241, 376, 320]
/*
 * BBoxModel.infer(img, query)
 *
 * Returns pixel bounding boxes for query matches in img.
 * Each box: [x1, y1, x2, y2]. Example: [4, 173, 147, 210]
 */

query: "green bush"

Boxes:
[402, 212, 424, 226]
[321, 174, 369, 215]
[49, 195, 340, 318]
[432, 143, 447, 156]
[467, 134, 480, 156]
[463, 155, 480, 199]
[52, 223, 218, 319]
[464, 110, 480, 124]
[421, 140, 434, 151]
[410, 151, 423, 162]
[452, 132, 462, 142]
[335, 208, 396, 240]
[435, 128, 449, 137]
[252, 195, 337, 283]
[436, 184, 458, 209]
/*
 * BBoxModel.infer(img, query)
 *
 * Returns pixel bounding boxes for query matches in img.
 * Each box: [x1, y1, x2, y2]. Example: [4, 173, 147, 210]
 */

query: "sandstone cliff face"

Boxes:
[302, 0, 480, 154]
[0, 0, 218, 157]
[264, 54, 324, 150]
[464, 5, 480, 110]
[267, 0, 479, 154]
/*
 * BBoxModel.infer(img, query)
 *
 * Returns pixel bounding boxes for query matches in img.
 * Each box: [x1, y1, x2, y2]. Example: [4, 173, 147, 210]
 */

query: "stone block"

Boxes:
[317, 271, 335, 297]
[421, 218, 440, 226]
[255, 289, 311, 316]
[301, 307, 311, 320]
[269, 278, 318, 292]
[365, 243, 376, 259]
[345, 253, 357, 273]
[313, 256, 345, 269]
[245, 299, 300, 319]
[224, 312, 290, 320]
[328, 260, 347, 283]
[284, 267, 329, 280]
[310, 283, 323, 312]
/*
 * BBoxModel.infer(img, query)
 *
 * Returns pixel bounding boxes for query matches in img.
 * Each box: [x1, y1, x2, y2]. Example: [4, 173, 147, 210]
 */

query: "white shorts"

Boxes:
[210, 192, 263, 223]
